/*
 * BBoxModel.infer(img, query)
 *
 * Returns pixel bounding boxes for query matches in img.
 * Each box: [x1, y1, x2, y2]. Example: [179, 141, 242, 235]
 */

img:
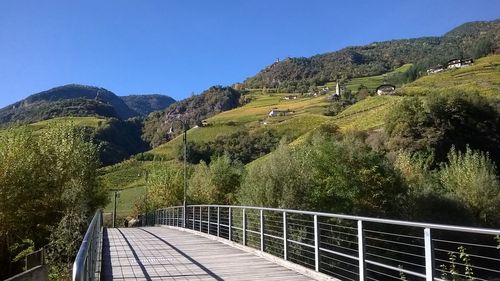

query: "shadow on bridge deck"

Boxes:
[101, 227, 313, 281]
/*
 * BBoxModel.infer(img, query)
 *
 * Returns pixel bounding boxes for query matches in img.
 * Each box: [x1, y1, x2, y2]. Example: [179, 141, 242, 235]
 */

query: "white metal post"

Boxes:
[260, 209, 264, 252]
[243, 208, 247, 246]
[314, 215, 320, 272]
[229, 207, 232, 241]
[192, 207, 195, 230]
[358, 220, 366, 280]
[424, 228, 435, 281]
[217, 206, 220, 237]
[199, 206, 202, 232]
[283, 211, 288, 260]
[208, 207, 211, 234]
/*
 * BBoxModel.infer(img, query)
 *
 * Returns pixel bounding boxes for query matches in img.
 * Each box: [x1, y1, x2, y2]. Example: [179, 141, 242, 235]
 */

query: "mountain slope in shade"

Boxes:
[121, 94, 176, 116]
[0, 84, 139, 124]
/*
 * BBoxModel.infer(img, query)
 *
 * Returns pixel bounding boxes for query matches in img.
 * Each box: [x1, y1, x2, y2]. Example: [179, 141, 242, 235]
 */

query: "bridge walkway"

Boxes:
[101, 227, 314, 281]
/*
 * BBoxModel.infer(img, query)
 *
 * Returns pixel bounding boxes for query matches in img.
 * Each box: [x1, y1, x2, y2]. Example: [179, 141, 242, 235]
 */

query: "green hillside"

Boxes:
[401, 55, 500, 97]
[100, 54, 500, 217]
[244, 20, 499, 92]
[28, 116, 106, 130]
[325, 64, 413, 92]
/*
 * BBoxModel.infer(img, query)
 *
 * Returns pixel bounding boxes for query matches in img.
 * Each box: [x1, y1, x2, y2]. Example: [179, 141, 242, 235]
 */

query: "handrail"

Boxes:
[157, 204, 500, 235]
[152, 205, 500, 281]
[72, 210, 103, 281]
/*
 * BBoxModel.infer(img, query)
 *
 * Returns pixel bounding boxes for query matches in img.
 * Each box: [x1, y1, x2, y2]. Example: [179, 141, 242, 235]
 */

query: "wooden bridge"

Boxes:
[102, 227, 316, 280]
[73, 205, 500, 281]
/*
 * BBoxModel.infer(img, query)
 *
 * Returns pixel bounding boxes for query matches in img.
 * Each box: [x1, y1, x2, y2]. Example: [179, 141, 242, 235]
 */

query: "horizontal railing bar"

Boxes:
[263, 233, 284, 241]
[365, 259, 426, 278]
[320, 255, 359, 268]
[365, 268, 401, 280]
[433, 239, 498, 249]
[320, 247, 359, 261]
[287, 239, 315, 249]
[366, 244, 425, 259]
[364, 229, 423, 240]
[365, 236, 425, 249]
[366, 252, 425, 269]
[320, 241, 358, 253]
[320, 234, 358, 245]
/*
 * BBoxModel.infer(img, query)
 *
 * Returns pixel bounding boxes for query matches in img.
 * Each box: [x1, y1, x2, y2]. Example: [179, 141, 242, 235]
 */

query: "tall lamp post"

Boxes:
[169, 118, 188, 228]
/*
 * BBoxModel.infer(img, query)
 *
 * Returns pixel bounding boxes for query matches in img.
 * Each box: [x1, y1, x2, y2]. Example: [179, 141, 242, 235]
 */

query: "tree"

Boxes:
[304, 133, 404, 216]
[0, 125, 107, 279]
[439, 147, 500, 227]
[238, 143, 312, 209]
[189, 155, 243, 204]
[385, 92, 500, 166]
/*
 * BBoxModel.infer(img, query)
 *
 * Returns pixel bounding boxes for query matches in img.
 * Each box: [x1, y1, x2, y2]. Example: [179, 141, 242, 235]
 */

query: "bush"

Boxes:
[385, 92, 500, 166]
[439, 147, 500, 226]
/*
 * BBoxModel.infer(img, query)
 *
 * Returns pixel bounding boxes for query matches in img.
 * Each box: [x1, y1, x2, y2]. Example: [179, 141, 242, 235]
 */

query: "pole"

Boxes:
[183, 124, 187, 228]
[112, 191, 118, 228]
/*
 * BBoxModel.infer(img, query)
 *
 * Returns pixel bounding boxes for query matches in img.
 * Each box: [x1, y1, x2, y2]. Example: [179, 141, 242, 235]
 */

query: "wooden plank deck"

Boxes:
[101, 227, 314, 280]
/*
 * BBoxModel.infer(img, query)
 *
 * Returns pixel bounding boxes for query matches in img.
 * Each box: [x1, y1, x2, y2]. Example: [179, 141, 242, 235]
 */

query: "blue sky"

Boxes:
[0, 0, 498, 107]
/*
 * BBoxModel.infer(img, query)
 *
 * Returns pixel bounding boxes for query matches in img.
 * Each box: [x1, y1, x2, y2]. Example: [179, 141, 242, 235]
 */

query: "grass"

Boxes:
[401, 55, 500, 98]
[325, 64, 413, 92]
[27, 116, 106, 130]
[151, 93, 331, 159]
[103, 185, 145, 217]
[332, 95, 401, 131]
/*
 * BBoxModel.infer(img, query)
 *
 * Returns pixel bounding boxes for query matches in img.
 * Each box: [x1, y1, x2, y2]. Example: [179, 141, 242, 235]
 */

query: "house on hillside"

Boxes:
[284, 95, 297, 100]
[447, 59, 462, 69]
[446, 58, 474, 69]
[268, 109, 291, 117]
[427, 65, 444, 75]
[462, 58, 474, 66]
[376, 84, 396, 95]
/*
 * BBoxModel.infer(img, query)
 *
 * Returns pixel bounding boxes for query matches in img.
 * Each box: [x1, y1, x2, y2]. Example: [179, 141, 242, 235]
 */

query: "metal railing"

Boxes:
[72, 210, 103, 281]
[152, 205, 500, 281]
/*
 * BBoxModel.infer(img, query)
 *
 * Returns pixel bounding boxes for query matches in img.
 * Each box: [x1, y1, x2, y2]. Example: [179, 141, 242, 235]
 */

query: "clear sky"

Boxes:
[0, 0, 498, 107]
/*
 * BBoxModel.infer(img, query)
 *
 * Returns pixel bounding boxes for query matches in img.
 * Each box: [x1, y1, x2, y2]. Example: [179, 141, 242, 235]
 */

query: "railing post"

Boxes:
[358, 220, 366, 280]
[260, 209, 264, 252]
[314, 215, 320, 272]
[208, 207, 211, 234]
[243, 208, 247, 246]
[217, 206, 220, 237]
[424, 228, 435, 281]
[192, 207, 195, 230]
[229, 207, 232, 241]
[199, 206, 202, 232]
[283, 211, 288, 260]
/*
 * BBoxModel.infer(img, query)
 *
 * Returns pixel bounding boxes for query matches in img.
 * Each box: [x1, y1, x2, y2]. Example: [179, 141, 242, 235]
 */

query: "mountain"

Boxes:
[244, 20, 500, 92]
[121, 94, 175, 116]
[0, 84, 139, 125]
[142, 86, 242, 147]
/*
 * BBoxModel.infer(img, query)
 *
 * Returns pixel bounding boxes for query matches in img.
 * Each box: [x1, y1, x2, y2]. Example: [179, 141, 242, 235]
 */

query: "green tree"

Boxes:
[189, 155, 243, 204]
[238, 143, 312, 209]
[439, 147, 500, 226]
[385, 92, 500, 166]
[304, 134, 404, 216]
[0, 125, 107, 279]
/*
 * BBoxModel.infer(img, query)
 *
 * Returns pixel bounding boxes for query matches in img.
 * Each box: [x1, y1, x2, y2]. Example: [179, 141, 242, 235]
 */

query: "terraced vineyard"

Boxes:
[401, 55, 500, 97]
[325, 64, 413, 92]
[101, 55, 500, 217]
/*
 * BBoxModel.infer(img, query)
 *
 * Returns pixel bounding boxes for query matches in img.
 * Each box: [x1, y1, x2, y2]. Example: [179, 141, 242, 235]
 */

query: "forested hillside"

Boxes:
[245, 20, 499, 92]
[121, 94, 175, 116]
[142, 86, 242, 147]
[0, 84, 138, 124]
